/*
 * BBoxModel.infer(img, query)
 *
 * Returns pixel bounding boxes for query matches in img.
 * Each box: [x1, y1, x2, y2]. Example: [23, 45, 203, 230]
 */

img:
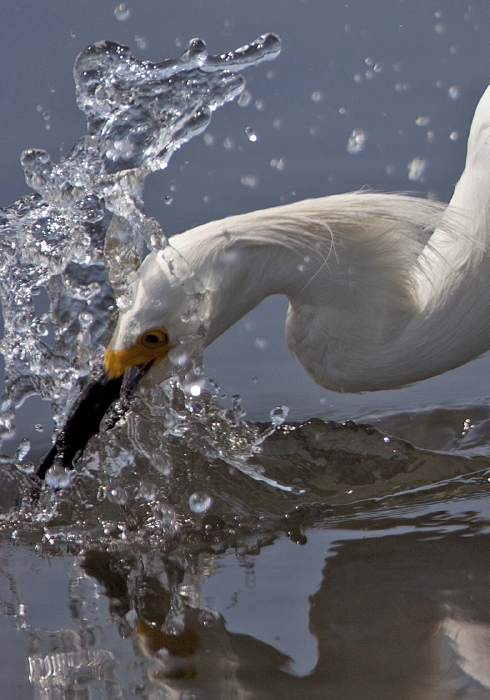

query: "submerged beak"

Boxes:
[35, 361, 153, 481]
[36, 326, 171, 481]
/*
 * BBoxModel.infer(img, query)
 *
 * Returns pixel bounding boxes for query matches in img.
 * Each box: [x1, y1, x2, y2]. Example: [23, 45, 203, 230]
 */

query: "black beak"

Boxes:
[35, 363, 152, 481]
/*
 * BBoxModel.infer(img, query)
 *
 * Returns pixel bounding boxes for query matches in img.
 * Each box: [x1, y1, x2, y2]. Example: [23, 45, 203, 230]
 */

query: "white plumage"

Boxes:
[104, 85, 490, 394]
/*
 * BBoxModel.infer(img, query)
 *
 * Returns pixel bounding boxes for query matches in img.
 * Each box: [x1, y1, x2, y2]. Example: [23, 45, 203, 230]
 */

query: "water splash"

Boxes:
[0, 34, 281, 441]
[407, 155, 427, 182]
[346, 128, 367, 155]
[0, 31, 472, 546]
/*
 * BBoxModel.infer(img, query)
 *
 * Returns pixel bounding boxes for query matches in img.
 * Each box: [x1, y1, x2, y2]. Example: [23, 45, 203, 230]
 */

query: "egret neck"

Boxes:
[164, 193, 456, 392]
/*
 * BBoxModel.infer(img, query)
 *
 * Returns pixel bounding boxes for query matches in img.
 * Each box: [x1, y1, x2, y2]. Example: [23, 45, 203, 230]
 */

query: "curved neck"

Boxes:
[170, 223, 305, 344]
[169, 166, 490, 392]
[169, 196, 431, 371]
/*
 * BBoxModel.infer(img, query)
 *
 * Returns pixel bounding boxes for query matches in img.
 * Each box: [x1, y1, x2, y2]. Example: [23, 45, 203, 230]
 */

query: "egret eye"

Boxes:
[138, 328, 168, 349]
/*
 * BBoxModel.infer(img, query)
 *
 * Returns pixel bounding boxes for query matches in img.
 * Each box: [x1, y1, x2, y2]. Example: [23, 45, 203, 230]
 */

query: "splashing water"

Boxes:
[0, 34, 281, 447]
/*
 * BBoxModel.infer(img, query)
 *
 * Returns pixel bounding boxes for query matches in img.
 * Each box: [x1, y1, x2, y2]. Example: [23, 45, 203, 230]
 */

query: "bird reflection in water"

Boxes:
[26, 520, 490, 699]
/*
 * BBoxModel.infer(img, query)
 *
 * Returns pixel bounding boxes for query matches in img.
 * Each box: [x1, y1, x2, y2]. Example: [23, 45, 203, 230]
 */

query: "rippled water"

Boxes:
[2, 21, 490, 700]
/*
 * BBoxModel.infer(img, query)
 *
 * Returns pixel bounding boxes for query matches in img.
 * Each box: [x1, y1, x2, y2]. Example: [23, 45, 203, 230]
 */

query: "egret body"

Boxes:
[105, 86, 490, 394]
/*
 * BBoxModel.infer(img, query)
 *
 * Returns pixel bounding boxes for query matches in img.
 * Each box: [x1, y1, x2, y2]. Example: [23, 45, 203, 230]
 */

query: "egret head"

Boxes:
[35, 246, 205, 480]
[104, 325, 171, 380]
[104, 247, 208, 385]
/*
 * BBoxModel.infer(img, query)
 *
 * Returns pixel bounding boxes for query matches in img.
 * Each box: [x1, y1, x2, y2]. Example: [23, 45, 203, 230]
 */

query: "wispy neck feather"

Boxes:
[112, 85, 490, 394]
[170, 193, 457, 388]
[168, 87, 490, 392]
[169, 154, 490, 390]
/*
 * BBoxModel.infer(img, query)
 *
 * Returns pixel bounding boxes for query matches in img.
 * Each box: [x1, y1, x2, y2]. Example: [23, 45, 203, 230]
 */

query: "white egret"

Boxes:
[36, 83, 490, 478]
[104, 85, 490, 394]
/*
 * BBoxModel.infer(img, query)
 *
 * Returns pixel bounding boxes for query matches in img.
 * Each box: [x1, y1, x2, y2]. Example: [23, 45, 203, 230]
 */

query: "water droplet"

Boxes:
[16, 438, 30, 462]
[114, 3, 131, 21]
[240, 175, 258, 188]
[407, 156, 427, 182]
[21, 148, 51, 168]
[415, 114, 430, 127]
[169, 349, 190, 368]
[311, 90, 324, 104]
[79, 311, 93, 328]
[245, 126, 258, 142]
[219, 250, 239, 264]
[254, 99, 265, 111]
[346, 129, 367, 155]
[270, 405, 289, 426]
[79, 196, 104, 223]
[223, 136, 235, 150]
[394, 82, 410, 93]
[270, 157, 286, 171]
[449, 131, 458, 141]
[45, 464, 73, 489]
[230, 394, 246, 421]
[189, 492, 213, 513]
[238, 90, 252, 107]
[0, 415, 13, 438]
[117, 293, 133, 311]
[255, 337, 269, 350]
[203, 132, 215, 146]
[448, 85, 461, 100]
[134, 35, 147, 51]
[434, 22, 447, 35]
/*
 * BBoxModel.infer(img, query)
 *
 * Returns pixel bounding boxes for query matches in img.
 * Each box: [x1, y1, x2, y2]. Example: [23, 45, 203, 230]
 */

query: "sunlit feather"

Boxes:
[105, 85, 490, 394]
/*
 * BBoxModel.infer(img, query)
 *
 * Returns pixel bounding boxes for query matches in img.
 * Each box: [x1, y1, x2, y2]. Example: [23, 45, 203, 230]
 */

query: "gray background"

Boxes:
[2, 0, 490, 422]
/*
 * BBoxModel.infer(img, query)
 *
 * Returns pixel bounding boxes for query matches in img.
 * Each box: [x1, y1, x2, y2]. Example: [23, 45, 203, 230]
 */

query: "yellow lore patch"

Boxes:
[104, 327, 171, 379]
